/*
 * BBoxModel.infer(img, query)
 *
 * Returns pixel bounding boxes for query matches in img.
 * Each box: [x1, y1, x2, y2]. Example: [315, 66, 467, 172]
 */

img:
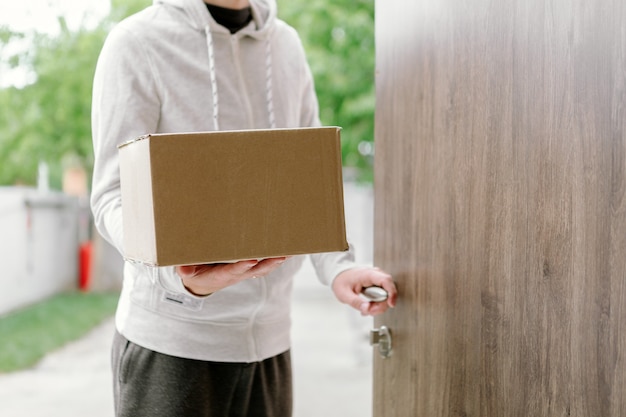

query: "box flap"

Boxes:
[119, 138, 158, 263]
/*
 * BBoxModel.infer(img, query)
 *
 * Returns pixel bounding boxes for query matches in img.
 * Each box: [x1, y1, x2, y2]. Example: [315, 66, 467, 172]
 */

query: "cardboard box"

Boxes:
[118, 127, 348, 266]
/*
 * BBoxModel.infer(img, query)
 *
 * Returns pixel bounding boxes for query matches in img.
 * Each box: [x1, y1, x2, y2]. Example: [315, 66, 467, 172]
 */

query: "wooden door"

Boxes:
[373, 1, 626, 416]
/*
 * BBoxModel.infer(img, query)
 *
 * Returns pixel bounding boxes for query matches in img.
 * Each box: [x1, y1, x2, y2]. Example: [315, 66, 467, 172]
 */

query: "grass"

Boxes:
[0, 291, 119, 373]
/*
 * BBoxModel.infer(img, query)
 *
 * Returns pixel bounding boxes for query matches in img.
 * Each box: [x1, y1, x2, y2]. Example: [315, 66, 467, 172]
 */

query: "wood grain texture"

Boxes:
[373, 1, 626, 416]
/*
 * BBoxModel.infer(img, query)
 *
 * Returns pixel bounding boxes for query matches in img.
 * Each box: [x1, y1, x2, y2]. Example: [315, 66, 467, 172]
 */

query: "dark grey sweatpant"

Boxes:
[112, 331, 293, 417]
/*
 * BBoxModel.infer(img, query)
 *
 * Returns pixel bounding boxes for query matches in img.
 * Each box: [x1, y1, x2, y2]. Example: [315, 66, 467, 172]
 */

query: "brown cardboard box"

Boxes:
[118, 127, 348, 266]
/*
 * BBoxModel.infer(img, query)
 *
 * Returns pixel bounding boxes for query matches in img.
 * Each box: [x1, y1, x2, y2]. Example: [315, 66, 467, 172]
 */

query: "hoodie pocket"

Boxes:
[129, 264, 205, 316]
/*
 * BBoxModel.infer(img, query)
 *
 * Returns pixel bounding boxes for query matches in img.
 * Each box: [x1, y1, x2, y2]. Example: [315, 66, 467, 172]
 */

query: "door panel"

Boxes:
[374, 1, 626, 416]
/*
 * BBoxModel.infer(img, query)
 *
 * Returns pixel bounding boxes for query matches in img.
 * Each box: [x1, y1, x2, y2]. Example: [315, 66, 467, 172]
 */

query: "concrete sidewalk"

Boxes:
[0, 183, 376, 417]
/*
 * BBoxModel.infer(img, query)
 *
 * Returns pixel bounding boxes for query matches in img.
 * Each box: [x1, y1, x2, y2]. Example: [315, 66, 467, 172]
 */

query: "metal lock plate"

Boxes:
[370, 325, 392, 358]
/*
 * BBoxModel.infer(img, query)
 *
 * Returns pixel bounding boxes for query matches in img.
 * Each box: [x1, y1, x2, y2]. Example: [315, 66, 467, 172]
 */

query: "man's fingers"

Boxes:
[248, 257, 287, 275]
[363, 302, 390, 316]
[176, 265, 198, 278]
[222, 260, 260, 275]
[379, 280, 398, 308]
[220, 257, 287, 278]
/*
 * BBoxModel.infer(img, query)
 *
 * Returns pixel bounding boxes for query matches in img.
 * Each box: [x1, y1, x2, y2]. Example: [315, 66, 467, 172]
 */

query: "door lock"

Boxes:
[370, 325, 392, 358]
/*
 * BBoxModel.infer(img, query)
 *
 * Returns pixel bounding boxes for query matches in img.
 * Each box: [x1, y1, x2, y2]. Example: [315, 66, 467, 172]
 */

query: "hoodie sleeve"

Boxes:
[309, 243, 362, 287]
[91, 24, 161, 252]
[299, 60, 322, 128]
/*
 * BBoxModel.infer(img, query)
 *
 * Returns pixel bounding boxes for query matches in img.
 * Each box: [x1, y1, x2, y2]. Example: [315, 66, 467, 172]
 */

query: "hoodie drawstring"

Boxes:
[204, 25, 276, 131]
[205, 26, 220, 131]
[264, 40, 275, 129]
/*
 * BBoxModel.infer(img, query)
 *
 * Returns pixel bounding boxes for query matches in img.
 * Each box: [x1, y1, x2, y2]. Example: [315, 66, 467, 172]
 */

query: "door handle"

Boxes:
[370, 325, 392, 358]
[361, 286, 388, 302]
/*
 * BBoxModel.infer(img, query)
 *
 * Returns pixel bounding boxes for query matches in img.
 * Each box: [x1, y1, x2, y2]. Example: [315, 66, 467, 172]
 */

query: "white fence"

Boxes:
[0, 187, 79, 316]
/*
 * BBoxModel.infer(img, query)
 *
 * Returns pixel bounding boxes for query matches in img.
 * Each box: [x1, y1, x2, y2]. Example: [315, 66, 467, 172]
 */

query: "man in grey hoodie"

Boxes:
[91, 0, 397, 415]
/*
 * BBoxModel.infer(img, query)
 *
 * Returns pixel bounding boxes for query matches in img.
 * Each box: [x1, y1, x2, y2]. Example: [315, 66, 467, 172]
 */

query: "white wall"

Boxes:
[0, 187, 79, 316]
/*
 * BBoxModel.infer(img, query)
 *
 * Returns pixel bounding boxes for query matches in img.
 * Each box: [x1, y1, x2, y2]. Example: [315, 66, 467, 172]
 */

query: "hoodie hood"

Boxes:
[154, 0, 276, 38]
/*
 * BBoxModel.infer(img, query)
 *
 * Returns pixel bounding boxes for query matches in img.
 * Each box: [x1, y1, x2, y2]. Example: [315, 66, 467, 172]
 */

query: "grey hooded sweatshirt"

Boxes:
[91, 0, 357, 362]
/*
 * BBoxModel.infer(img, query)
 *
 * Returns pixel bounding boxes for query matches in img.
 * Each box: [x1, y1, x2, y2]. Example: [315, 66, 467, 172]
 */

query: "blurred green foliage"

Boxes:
[0, 0, 375, 187]
[277, 0, 375, 181]
[0, 23, 107, 187]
